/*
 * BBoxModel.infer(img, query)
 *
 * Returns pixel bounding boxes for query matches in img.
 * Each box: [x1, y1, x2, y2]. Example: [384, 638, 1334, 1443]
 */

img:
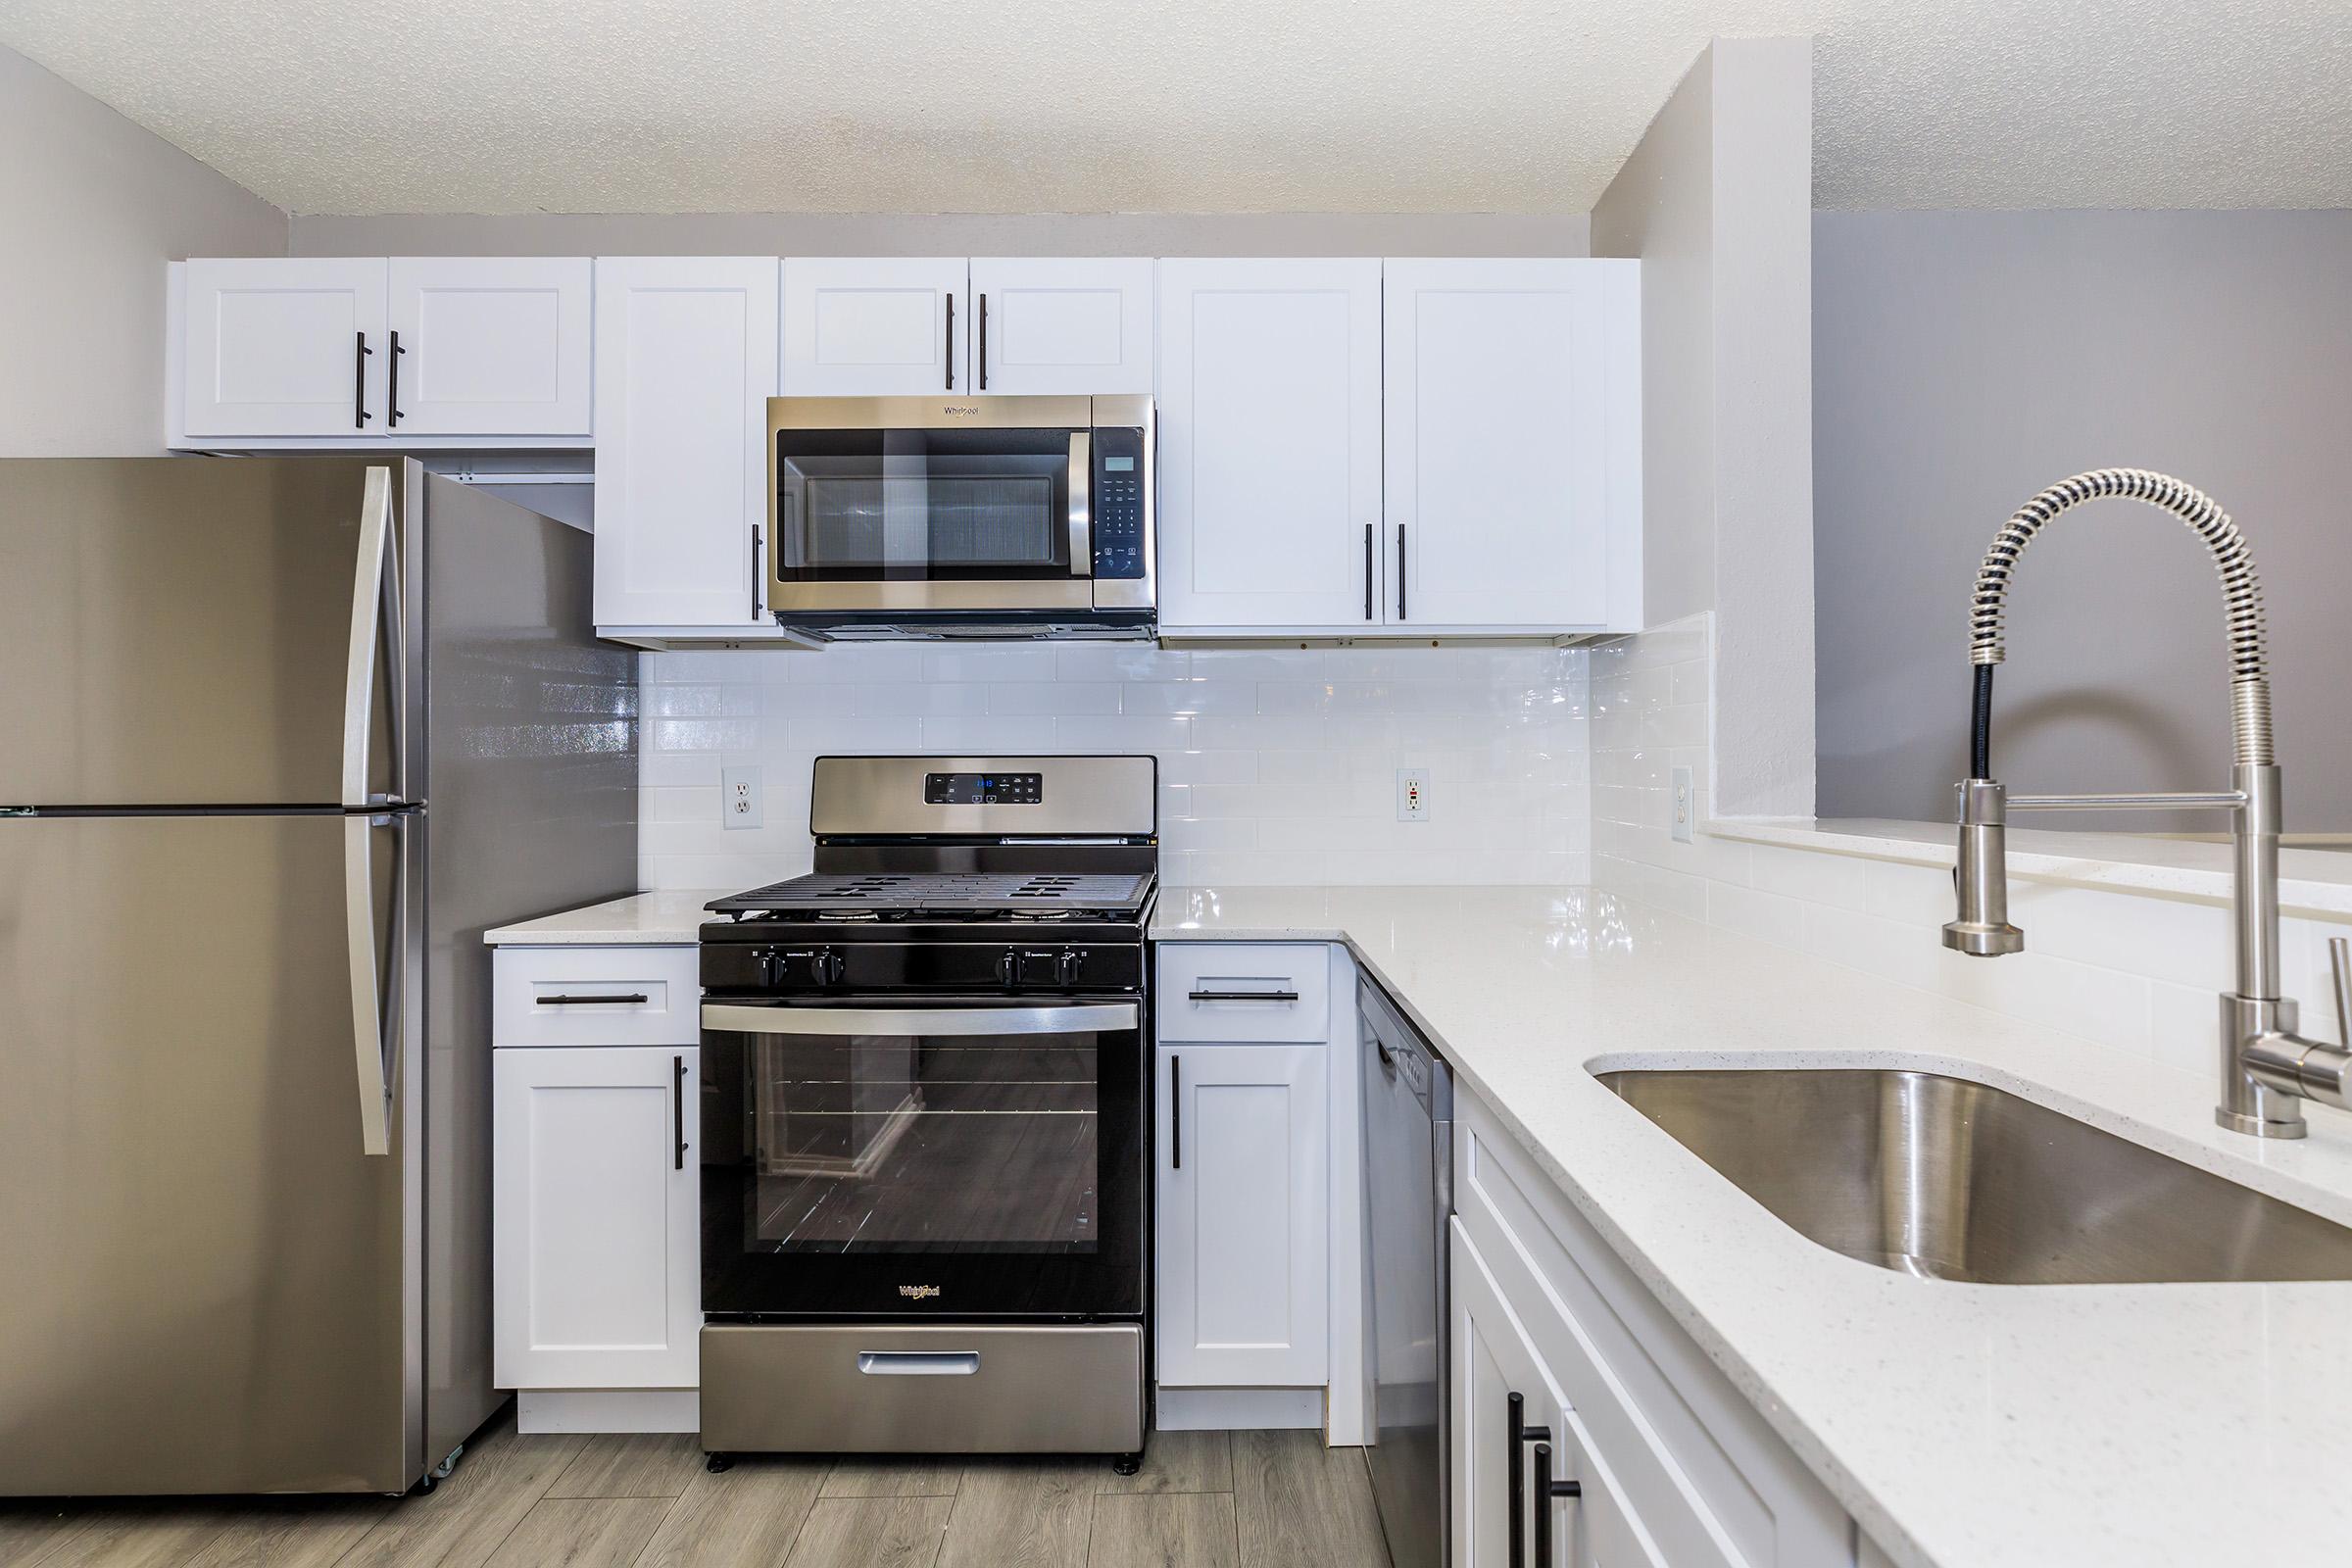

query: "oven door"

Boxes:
[768, 399, 1094, 614]
[699, 999, 1146, 1319]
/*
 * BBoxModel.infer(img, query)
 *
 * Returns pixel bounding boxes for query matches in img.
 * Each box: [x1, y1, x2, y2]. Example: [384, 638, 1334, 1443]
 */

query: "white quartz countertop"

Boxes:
[489, 881, 2352, 1565]
[484, 889, 727, 945]
[1154, 884, 2352, 1568]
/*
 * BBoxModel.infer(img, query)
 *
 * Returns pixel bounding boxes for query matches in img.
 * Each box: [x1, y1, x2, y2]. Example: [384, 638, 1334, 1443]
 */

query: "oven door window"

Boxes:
[775, 428, 1076, 582]
[702, 1003, 1145, 1318]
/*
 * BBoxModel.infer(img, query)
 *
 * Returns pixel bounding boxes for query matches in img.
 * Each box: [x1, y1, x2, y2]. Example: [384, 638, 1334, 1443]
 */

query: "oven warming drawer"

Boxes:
[700, 1323, 1144, 1455]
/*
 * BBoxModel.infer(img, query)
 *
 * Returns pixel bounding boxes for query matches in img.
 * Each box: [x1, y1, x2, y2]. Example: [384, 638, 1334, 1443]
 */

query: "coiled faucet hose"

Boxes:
[1967, 468, 2273, 769]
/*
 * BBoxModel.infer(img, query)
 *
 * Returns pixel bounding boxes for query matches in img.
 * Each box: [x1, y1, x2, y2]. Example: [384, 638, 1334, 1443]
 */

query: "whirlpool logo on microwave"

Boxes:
[898, 1284, 942, 1300]
[940, 405, 981, 416]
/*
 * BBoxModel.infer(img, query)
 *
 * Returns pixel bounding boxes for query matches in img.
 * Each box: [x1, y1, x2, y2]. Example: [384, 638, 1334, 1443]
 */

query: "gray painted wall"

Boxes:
[1593, 38, 1816, 818]
[1814, 209, 2352, 831]
[0, 45, 286, 456]
[289, 210, 1588, 259]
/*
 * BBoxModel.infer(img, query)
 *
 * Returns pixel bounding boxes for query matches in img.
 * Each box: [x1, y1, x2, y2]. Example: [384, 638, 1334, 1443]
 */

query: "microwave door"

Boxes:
[771, 425, 1093, 614]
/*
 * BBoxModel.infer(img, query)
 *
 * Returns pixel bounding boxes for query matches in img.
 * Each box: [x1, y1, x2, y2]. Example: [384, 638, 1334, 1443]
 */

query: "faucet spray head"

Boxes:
[1943, 778, 2025, 956]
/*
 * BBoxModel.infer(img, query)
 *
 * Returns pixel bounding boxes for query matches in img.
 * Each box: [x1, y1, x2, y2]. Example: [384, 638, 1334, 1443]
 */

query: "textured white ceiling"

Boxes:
[2, 0, 2346, 215]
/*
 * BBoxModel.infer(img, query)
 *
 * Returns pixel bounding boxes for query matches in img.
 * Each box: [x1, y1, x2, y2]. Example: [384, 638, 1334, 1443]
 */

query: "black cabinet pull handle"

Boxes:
[534, 993, 650, 1006]
[1363, 522, 1374, 620]
[1509, 1392, 1544, 1568]
[1169, 1054, 1181, 1170]
[1396, 522, 1407, 620]
[978, 293, 989, 391]
[1187, 988, 1299, 1003]
[1531, 1441, 1581, 1565]
[673, 1054, 687, 1171]
[388, 328, 406, 426]
[945, 293, 956, 390]
[355, 331, 373, 428]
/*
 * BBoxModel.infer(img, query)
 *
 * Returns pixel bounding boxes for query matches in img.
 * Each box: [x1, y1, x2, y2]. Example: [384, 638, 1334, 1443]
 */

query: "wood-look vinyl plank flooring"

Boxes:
[0, 1419, 1395, 1568]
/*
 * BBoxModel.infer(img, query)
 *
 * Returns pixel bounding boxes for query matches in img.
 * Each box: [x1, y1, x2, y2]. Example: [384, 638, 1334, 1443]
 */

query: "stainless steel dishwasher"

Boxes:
[1359, 975, 1453, 1568]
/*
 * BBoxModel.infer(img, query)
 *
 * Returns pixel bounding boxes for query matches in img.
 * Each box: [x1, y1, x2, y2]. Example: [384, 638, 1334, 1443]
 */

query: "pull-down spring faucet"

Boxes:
[1941, 468, 2352, 1139]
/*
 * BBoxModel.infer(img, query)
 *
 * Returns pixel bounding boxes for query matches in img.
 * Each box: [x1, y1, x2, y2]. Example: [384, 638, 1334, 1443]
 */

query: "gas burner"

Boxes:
[708, 869, 1153, 919]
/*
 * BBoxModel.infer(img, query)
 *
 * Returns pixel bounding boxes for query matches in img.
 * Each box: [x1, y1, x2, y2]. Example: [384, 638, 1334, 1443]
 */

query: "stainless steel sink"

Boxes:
[1593, 1068, 2352, 1284]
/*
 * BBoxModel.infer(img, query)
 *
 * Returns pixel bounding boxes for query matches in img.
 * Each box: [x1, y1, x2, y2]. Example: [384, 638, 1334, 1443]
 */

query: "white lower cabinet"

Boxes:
[493, 1044, 700, 1391]
[1454, 1219, 1652, 1567]
[1451, 1091, 1856, 1568]
[1153, 1041, 1330, 1387]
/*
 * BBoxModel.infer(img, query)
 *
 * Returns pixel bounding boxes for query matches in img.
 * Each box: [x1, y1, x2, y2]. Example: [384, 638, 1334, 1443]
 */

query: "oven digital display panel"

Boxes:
[923, 771, 1043, 806]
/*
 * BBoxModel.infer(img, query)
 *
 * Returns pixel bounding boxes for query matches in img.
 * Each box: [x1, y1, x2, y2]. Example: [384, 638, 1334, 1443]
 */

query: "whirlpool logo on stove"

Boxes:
[899, 1284, 942, 1300]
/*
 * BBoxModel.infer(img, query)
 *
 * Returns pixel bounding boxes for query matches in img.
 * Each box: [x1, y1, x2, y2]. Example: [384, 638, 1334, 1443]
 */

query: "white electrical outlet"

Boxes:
[1396, 767, 1431, 822]
[1671, 765, 1694, 843]
[721, 765, 762, 830]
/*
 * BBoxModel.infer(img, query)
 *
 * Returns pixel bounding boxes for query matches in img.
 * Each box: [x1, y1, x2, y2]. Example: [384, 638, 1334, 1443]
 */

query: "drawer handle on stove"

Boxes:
[702, 1003, 1138, 1037]
[536, 993, 650, 1006]
[1187, 989, 1300, 1004]
[858, 1351, 980, 1377]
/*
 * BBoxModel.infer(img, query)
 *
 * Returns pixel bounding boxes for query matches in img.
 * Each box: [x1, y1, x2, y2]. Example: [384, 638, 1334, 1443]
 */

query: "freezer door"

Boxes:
[0, 458, 402, 808]
[0, 810, 420, 1494]
[413, 468, 637, 1463]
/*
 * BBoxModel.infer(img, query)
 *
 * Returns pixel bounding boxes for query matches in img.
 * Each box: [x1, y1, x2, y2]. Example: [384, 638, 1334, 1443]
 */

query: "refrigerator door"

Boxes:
[411, 468, 638, 1462]
[0, 459, 403, 808]
[0, 808, 420, 1494]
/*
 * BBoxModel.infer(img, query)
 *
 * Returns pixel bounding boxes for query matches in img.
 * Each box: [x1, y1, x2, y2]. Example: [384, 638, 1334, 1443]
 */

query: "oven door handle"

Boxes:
[701, 1002, 1138, 1037]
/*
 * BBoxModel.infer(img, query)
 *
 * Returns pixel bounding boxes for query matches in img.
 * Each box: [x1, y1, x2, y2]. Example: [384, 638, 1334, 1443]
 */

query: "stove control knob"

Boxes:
[998, 950, 1020, 991]
[813, 948, 846, 988]
[1055, 949, 1085, 989]
[755, 948, 786, 987]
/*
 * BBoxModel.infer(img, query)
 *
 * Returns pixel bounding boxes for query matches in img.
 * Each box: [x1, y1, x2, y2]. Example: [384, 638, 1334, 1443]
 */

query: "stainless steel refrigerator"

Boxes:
[0, 458, 637, 1495]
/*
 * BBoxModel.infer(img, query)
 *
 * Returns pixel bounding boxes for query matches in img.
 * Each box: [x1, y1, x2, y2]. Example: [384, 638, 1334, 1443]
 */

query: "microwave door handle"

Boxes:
[1068, 430, 1092, 577]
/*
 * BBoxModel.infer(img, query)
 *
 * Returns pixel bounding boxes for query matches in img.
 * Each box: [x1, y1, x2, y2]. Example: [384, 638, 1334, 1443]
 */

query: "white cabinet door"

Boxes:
[1453, 1220, 1660, 1568]
[592, 256, 779, 628]
[1155, 1042, 1329, 1387]
[968, 258, 1153, 395]
[1156, 259, 1385, 632]
[494, 1045, 699, 1389]
[181, 258, 389, 437]
[1385, 259, 1631, 629]
[386, 257, 592, 435]
[781, 257, 968, 396]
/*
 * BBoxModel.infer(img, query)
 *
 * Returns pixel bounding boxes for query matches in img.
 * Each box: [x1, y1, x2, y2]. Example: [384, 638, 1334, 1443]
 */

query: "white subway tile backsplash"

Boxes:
[638, 642, 1591, 889]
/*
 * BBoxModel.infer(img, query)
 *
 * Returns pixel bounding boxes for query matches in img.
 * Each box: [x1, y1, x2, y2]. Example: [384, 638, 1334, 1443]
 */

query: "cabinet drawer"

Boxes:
[1154, 943, 1331, 1042]
[494, 946, 701, 1047]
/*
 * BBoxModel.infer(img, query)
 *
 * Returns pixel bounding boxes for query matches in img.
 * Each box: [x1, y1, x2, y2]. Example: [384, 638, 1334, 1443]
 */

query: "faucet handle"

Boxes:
[2330, 937, 2352, 1048]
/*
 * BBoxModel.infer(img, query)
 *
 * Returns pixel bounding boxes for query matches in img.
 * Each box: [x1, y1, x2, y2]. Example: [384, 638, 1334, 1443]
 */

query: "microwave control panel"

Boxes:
[1092, 426, 1148, 579]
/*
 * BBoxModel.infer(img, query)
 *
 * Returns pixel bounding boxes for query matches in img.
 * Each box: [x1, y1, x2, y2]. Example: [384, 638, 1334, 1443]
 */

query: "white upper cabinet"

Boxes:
[1385, 258, 1639, 631]
[967, 258, 1153, 395]
[180, 258, 390, 438]
[781, 257, 968, 396]
[175, 256, 594, 443]
[592, 256, 779, 629]
[385, 257, 592, 435]
[1155, 258, 1386, 632]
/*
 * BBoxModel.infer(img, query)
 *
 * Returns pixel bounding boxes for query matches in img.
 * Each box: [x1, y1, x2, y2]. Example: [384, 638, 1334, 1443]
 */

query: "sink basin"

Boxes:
[1594, 1068, 2352, 1284]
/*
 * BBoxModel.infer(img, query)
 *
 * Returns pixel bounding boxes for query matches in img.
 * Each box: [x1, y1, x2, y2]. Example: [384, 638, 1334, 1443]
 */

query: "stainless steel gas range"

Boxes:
[695, 755, 1156, 1471]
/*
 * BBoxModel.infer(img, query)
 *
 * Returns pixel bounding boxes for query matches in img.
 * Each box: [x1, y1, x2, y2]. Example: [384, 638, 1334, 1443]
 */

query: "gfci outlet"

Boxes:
[721, 765, 762, 830]
[1671, 765, 1694, 844]
[1396, 767, 1431, 822]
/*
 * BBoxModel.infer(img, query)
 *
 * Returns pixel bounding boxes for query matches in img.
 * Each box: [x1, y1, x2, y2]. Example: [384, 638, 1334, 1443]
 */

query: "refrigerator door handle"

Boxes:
[343, 813, 397, 1156]
[341, 466, 402, 808]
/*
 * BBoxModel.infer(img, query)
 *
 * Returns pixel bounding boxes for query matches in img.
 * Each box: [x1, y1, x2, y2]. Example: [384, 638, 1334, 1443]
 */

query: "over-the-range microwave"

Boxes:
[766, 394, 1154, 640]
